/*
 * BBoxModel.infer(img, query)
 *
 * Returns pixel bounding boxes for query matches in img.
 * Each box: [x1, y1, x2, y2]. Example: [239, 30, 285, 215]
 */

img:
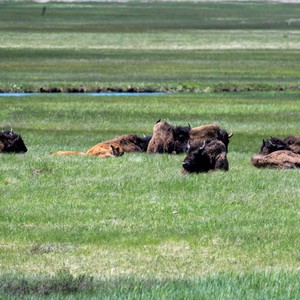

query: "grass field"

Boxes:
[0, 1, 300, 92]
[0, 0, 300, 298]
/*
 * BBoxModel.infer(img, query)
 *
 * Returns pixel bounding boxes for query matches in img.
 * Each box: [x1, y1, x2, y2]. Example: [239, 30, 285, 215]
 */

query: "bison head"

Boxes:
[259, 137, 291, 155]
[182, 140, 228, 173]
[218, 129, 233, 152]
[173, 124, 191, 153]
[0, 130, 27, 153]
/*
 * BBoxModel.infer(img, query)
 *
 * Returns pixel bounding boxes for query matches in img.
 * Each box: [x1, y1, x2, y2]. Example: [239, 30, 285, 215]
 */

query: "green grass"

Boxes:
[1, 92, 300, 297]
[1, 0, 300, 297]
[0, 1, 299, 92]
[1, 270, 300, 299]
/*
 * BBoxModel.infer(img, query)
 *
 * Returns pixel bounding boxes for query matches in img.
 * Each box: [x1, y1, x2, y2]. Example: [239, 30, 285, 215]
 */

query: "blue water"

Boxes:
[0, 93, 34, 97]
[0, 92, 168, 97]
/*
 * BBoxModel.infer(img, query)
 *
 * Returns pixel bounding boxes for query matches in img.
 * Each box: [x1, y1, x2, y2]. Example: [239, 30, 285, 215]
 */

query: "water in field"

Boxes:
[0, 92, 167, 97]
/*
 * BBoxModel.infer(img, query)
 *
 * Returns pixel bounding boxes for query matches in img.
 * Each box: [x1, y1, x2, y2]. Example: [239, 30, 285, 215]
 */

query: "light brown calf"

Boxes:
[52, 142, 124, 158]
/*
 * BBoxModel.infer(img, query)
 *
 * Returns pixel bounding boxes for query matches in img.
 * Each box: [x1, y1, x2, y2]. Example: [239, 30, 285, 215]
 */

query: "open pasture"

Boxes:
[0, 0, 300, 298]
[1, 91, 300, 298]
[0, 1, 300, 92]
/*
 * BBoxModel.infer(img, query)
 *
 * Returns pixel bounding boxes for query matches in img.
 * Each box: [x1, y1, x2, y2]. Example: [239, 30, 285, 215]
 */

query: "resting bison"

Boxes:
[182, 140, 229, 174]
[0, 130, 27, 153]
[259, 137, 292, 155]
[251, 150, 300, 169]
[283, 136, 300, 154]
[147, 120, 191, 154]
[102, 134, 152, 153]
[52, 142, 124, 158]
[189, 124, 233, 151]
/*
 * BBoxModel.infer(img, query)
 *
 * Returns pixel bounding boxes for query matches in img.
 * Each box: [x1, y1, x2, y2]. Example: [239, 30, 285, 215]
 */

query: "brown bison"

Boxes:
[182, 140, 229, 174]
[283, 136, 300, 154]
[189, 124, 233, 151]
[52, 142, 124, 158]
[147, 120, 191, 154]
[102, 134, 152, 153]
[0, 130, 27, 153]
[251, 150, 300, 169]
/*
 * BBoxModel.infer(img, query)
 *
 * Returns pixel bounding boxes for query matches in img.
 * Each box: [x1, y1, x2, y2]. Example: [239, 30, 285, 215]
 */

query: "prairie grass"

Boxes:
[1, 0, 300, 297]
[1, 92, 300, 297]
[0, 1, 300, 91]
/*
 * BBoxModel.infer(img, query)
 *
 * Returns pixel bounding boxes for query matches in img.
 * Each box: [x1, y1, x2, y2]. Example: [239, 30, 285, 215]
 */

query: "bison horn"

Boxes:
[156, 119, 161, 124]
[269, 138, 276, 146]
[187, 140, 191, 150]
[228, 132, 233, 138]
[199, 141, 206, 150]
[188, 123, 191, 129]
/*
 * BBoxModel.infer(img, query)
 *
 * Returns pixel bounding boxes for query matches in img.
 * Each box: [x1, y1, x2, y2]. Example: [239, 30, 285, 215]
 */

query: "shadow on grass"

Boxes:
[0, 268, 299, 299]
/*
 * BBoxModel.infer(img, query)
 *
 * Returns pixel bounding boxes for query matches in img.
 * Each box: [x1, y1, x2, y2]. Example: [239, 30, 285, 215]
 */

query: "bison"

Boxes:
[52, 142, 124, 158]
[147, 120, 191, 154]
[251, 150, 300, 169]
[182, 140, 229, 174]
[188, 124, 233, 151]
[0, 130, 27, 153]
[283, 136, 300, 154]
[102, 134, 152, 153]
[258, 137, 292, 155]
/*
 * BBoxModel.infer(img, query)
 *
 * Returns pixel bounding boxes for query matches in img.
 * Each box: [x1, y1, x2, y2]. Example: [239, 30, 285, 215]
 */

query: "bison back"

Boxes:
[251, 150, 300, 169]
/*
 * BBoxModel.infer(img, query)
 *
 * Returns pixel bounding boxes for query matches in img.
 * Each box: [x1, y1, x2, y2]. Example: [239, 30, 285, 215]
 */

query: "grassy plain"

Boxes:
[0, 0, 300, 298]
[0, 1, 300, 92]
[1, 92, 300, 298]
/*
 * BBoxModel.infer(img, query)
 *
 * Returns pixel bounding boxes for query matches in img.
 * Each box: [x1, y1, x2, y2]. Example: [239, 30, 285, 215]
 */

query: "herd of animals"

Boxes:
[1, 120, 300, 172]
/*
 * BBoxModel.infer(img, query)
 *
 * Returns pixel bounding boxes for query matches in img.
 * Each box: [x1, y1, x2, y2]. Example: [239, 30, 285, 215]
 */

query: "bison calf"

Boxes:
[182, 140, 229, 174]
[0, 130, 27, 153]
[53, 142, 124, 158]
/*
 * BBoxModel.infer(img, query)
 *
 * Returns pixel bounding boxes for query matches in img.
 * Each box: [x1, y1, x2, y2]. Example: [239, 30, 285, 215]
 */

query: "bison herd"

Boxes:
[1, 121, 300, 172]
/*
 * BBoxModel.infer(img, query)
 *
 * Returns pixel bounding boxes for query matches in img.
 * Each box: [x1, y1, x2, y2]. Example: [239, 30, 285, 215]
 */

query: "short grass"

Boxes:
[1, 0, 300, 297]
[1, 92, 300, 298]
[0, 1, 300, 92]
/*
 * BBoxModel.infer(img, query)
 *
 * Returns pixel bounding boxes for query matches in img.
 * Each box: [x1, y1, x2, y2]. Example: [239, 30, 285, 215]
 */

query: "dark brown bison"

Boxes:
[251, 150, 300, 169]
[283, 136, 300, 154]
[182, 140, 229, 174]
[147, 120, 191, 154]
[102, 134, 152, 153]
[52, 142, 124, 158]
[0, 130, 27, 153]
[189, 124, 233, 151]
[259, 137, 292, 155]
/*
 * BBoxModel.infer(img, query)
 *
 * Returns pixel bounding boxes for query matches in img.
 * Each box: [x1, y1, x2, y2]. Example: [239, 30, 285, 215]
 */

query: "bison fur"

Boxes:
[283, 136, 300, 154]
[0, 130, 27, 153]
[189, 124, 232, 151]
[182, 140, 229, 173]
[147, 120, 191, 154]
[251, 150, 300, 169]
[53, 142, 124, 158]
[259, 137, 292, 155]
[102, 134, 151, 153]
